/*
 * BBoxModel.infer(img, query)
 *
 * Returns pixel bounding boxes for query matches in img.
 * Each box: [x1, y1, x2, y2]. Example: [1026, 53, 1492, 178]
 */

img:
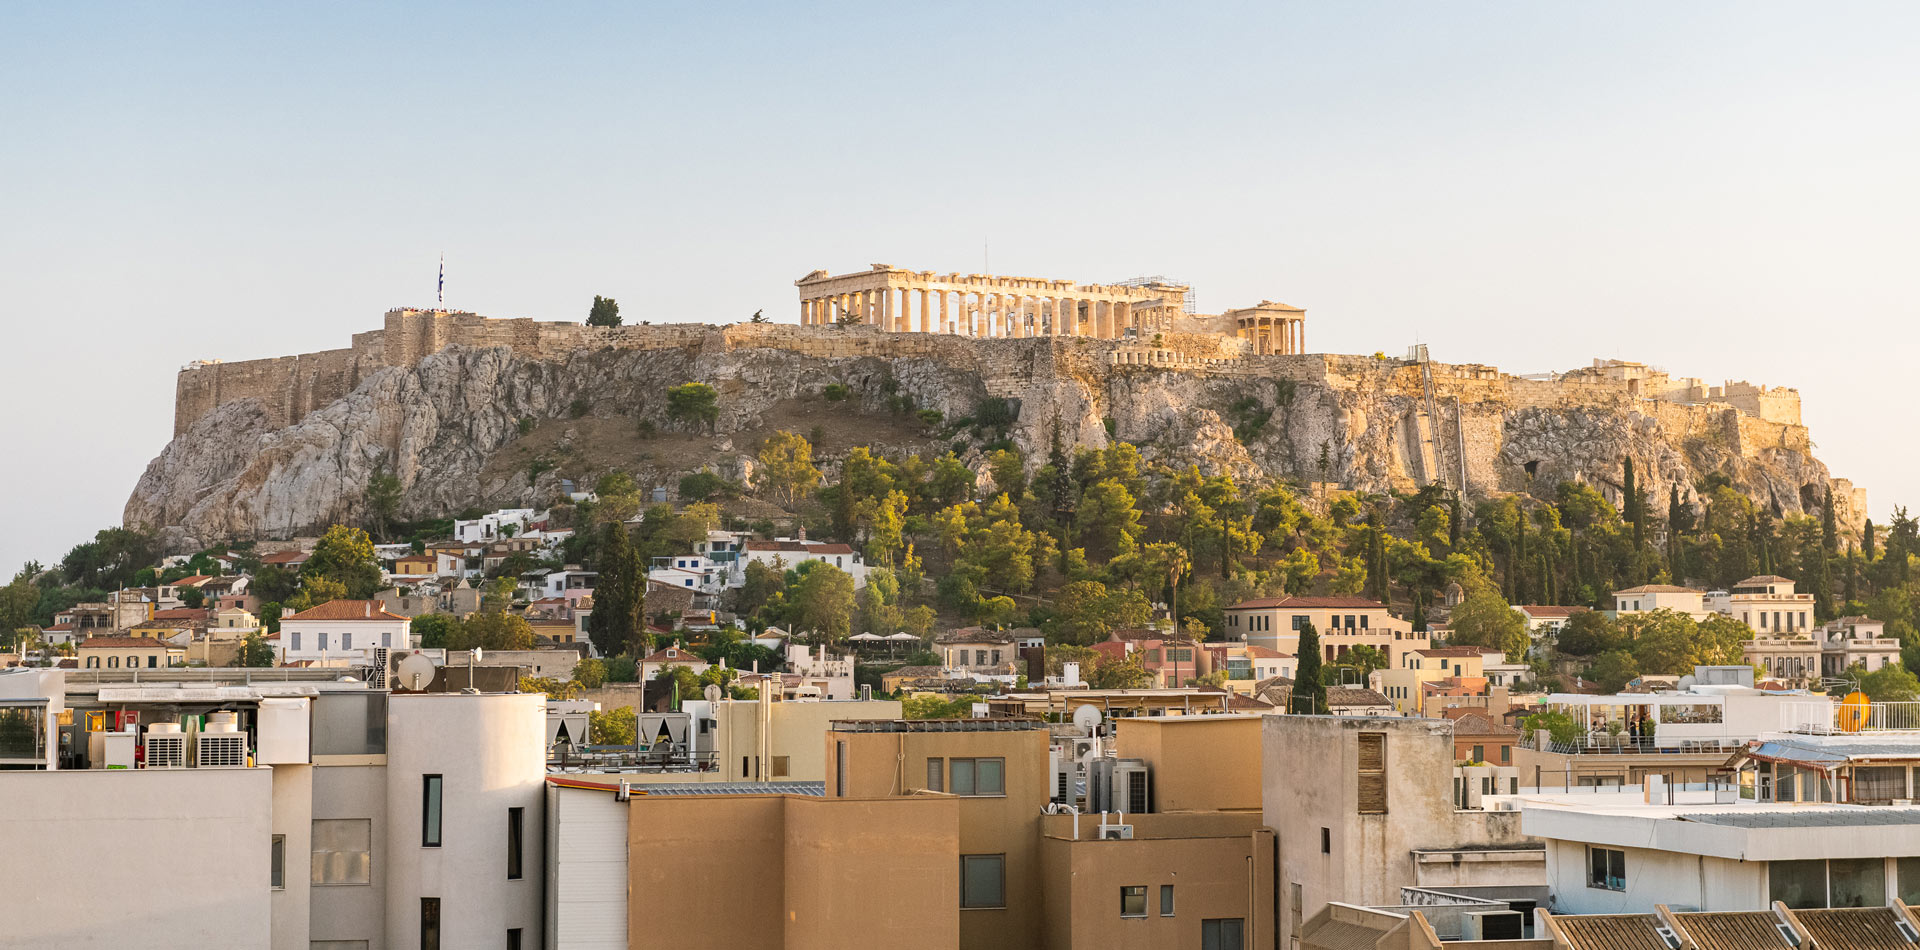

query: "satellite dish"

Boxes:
[1072, 705, 1103, 737]
[472, 648, 484, 663]
[397, 653, 437, 692]
[703, 684, 723, 703]
[1677, 675, 1696, 690]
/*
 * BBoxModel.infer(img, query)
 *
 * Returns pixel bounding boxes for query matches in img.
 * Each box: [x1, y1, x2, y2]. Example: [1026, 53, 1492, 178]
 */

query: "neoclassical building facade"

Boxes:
[794, 264, 1306, 353]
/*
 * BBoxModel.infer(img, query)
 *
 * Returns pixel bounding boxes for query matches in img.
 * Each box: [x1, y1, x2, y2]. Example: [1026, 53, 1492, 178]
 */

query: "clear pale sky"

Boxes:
[4, 2, 1917, 575]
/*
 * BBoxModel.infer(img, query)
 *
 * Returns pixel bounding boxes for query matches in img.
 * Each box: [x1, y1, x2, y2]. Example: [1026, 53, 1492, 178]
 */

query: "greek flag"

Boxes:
[437, 254, 445, 306]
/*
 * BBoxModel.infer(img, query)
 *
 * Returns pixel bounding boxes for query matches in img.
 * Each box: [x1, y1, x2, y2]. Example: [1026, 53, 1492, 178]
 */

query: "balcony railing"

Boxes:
[1521, 733, 1743, 756]
[1781, 700, 1920, 734]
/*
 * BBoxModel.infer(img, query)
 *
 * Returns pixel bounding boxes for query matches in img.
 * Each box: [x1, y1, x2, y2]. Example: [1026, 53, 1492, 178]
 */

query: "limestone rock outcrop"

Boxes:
[127, 326, 1865, 552]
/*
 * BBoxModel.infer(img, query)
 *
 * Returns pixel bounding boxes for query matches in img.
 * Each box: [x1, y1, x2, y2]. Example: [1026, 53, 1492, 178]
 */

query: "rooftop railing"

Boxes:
[1781, 700, 1920, 734]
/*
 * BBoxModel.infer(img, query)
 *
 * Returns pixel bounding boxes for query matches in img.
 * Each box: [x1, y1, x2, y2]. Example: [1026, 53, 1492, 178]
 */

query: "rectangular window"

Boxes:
[835, 740, 847, 797]
[1357, 733, 1387, 815]
[311, 818, 372, 885]
[1829, 857, 1885, 908]
[291, 631, 302, 652]
[1121, 885, 1148, 917]
[1771, 859, 1827, 908]
[1587, 846, 1626, 891]
[772, 755, 790, 778]
[1320, 827, 1330, 853]
[1203, 918, 1246, 950]
[1472, 744, 1485, 762]
[960, 854, 1005, 909]
[1898, 856, 1920, 904]
[1161, 884, 1175, 916]
[342, 632, 353, 651]
[508, 928, 522, 950]
[421, 897, 440, 950]
[927, 757, 944, 792]
[950, 757, 1006, 796]
[1853, 766, 1905, 801]
[422, 775, 443, 847]
[318, 632, 328, 651]
[271, 834, 285, 889]
[507, 807, 523, 880]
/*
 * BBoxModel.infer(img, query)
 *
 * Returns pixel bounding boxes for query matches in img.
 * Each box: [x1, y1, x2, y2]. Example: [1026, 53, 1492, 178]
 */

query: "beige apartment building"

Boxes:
[1223, 596, 1427, 667]
[1712, 574, 1815, 634]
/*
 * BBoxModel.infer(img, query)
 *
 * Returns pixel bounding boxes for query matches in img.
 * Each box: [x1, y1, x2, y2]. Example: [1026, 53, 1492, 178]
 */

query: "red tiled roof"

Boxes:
[172, 575, 214, 587]
[1227, 596, 1388, 610]
[1418, 646, 1502, 658]
[640, 647, 707, 663]
[150, 608, 209, 622]
[285, 600, 410, 622]
[43, 622, 75, 631]
[1513, 605, 1589, 618]
[1451, 713, 1519, 737]
[1244, 646, 1290, 659]
[745, 540, 857, 555]
[260, 551, 309, 565]
[1327, 687, 1391, 707]
[1614, 584, 1702, 595]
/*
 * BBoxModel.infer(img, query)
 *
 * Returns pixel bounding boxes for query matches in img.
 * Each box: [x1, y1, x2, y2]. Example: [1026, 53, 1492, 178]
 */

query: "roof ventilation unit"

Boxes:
[196, 716, 248, 768]
[1895, 919, 1919, 944]
[144, 723, 187, 769]
[1654, 925, 1683, 950]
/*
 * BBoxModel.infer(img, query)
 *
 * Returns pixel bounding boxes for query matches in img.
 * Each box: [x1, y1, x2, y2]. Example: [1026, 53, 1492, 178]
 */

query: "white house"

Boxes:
[454, 508, 541, 544]
[1610, 584, 1715, 621]
[278, 600, 413, 664]
[741, 539, 870, 589]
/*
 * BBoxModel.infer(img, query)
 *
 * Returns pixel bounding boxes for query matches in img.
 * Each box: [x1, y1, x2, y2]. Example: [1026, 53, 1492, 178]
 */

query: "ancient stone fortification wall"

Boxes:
[169, 308, 1803, 446]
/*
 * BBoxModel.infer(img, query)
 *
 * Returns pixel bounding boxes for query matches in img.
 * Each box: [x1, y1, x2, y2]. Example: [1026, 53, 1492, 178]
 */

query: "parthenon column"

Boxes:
[990, 293, 1003, 337]
[1116, 301, 1133, 338]
[900, 287, 913, 332]
[918, 288, 930, 333]
[938, 290, 949, 334]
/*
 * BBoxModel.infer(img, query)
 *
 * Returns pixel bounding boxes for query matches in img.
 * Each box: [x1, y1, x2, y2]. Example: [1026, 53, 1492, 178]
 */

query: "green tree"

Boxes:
[1555, 610, 1619, 656]
[1447, 590, 1531, 660]
[1861, 664, 1920, 702]
[573, 657, 608, 689]
[1087, 651, 1151, 689]
[1293, 623, 1327, 714]
[903, 694, 975, 719]
[594, 472, 644, 525]
[1590, 650, 1640, 692]
[1520, 710, 1581, 744]
[452, 611, 534, 650]
[756, 430, 821, 509]
[666, 383, 719, 432]
[411, 613, 459, 649]
[587, 295, 622, 328]
[238, 631, 276, 667]
[1075, 479, 1143, 561]
[586, 522, 645, 656]
[786, 561, 856, 641]
[302, 525, 383, 598]
[589, 706, 637, 744]
[364, 467, 403, 542]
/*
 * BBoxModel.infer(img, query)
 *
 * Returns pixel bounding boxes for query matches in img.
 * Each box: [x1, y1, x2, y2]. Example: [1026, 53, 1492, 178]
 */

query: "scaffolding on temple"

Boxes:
[1110, 275, 1197, 314]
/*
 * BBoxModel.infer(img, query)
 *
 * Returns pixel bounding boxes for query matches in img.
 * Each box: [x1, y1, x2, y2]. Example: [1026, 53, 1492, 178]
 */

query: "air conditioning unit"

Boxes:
[196, 717, 248, 768]
[1100, 824, 1135, 840]
[144, 723, 187, 769]
[1113, 760, 1151, 814]
[1460, 911, 1524, 941]
[368, 647, 391, 690]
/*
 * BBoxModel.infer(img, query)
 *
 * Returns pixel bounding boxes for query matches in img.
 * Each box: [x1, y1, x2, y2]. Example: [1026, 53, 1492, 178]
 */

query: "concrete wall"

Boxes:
[1542, 837, 1765, 914]
[1265, 716, 1538, 949]
[628, 796, 788, 946]
[0, 768, 274, 949]
[309, 761, 388, 948]
[269, 763, 313, 950]
[1116, 714, 1264, 813]
[1039, 814, 1275, 950]
[784, 796, 961, 949]
[384, 693, 547, 949]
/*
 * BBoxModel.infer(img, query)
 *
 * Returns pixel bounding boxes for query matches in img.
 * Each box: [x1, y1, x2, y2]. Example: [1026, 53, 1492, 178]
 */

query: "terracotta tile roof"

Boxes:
[1513, 605, 1589, 618]
[1551, 914, 1669, 950]
[1670, 912, 1797, 950]
[285, 600, 410, 622]
[745, 540, 857, 555]
[1613, 584, 1702, 595]
[1418, 646, 1501, 658]
[1227, 595, 1388, 610]
[1326, 687, 1391, 708]
[78, 637, 178, 649]
[172, 575, 214, 587]
[1736, 575, 1796, 586]
[640, 646, 707, 663]
[260, 551, 309, 565]
[43, 622, 74, 632]
[150, 608, 209, 622]
[1244, 646, 1289, 659]
[1450, 713, 1518, 737]
[1792, 908, 1916, 950]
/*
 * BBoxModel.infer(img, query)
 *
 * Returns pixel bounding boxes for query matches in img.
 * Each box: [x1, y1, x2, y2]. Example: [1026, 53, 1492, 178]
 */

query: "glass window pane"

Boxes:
[311, 819, 371, 885]
[961, 854, 1004, 908]
[927, 758, 943, 793]
[1121, 885, 1147, 916]
[1829, 858, 1885, 908]
[1770, 859, 1828, 909]
[1161, 884, 1176, 916]
[978, 758, 1005, 796]
[507, 808, 523, 880]
[271, 835, 285, 889]
[423, 775, 443, 847]
[952, 759, 975, 796]
[1898, 857, 1920, 904]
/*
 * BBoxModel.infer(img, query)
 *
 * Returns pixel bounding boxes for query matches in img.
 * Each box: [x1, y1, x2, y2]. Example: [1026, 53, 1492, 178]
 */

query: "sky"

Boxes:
[3, 2, 1918, 575]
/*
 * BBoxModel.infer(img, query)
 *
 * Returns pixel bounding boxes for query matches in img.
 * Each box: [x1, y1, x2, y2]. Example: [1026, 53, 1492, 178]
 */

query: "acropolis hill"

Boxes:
[132, 264, 1861, 548]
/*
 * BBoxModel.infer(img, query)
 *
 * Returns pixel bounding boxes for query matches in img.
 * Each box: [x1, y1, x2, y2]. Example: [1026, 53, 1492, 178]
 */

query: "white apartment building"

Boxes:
[0, 667, 547, 949]
[278, 599, 413, 664]
[1610, 584, 1716, 621]
[455, 507, 541, 543]
[741, 538, 870, 589]
[1709, 574, 1817, 635]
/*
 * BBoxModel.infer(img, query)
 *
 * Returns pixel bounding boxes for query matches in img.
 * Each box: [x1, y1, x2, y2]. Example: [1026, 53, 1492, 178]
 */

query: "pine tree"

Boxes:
[1292, 623, 1327, 715]
[586, 522, 645, 656]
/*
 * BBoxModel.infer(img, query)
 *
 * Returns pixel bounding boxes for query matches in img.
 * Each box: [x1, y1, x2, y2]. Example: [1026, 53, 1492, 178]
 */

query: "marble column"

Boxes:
[918, 288, 930, 333]
[939, 290, 949, 334]
[1117, 301, 1132, 338]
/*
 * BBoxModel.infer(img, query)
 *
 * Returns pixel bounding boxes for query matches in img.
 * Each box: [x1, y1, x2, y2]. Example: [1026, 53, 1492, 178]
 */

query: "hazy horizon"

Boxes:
[5, 2, 1918, 575]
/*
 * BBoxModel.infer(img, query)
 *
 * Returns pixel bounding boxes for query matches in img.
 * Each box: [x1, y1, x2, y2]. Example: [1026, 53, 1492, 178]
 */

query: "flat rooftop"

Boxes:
[830, 718, 1046, 733]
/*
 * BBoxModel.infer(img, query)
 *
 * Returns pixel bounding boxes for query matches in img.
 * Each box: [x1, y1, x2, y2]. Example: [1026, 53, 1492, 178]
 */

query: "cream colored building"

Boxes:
[1224, 596, 1426, 667]
[1611, 584, 1713, 620]
[77, 635, 184, 670]
[1714, 574, 1815, 634]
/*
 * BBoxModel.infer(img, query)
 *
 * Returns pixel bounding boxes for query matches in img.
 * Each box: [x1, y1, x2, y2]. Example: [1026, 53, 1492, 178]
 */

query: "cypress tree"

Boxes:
[1623, 458, 1644, 550]
[1292, 623, 1327, 715]
[1844, 545, 1858, 606]
[1865, 520, 1878, 562]
[1448, 497, 1462, 550]
[1513, 516, 1529, 605]
[1823, 487, 1838, 555]
[586, 521, 645, 657]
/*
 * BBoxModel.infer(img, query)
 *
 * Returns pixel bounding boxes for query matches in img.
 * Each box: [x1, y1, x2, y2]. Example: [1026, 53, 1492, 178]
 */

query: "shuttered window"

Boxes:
[1357, 732, 1387, 814]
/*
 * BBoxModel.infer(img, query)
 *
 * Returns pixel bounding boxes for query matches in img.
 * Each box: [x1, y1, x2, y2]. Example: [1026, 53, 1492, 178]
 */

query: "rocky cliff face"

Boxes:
[126, 329, 1864, 551]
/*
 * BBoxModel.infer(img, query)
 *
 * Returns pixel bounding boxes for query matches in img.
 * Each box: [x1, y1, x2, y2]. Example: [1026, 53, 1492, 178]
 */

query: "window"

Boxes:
[1500, 745, 1511, 764]
[508, 929, 522, 950]
[1121, 885, 1148, 917]
[1356, 733, 1387, 814]
[960, 854, 1005, 908]
[1852, 766, 1906, 802]
[1898, 857, 1920, 904]
[1203, 918, 1246, 950]
[772, 756, 791, 778]
[1772, 859, 1827, 908]
[927, 758, 944, 792]
[1587, 846, 1626, 891]
[318, 632, 329, 651]
[421, 897, 440, 950]
[271, 834, 285, 889]
[291, 632, 302, 652]
[311, 818, 372, 885]
[1472, 744, 1485, 762]
[147, 656, 158, 668]
[107, 656, 118, 669]
[835, 740, 847, 796]
[1320, 828, 1330, 853]
[423, 775, 443, 847]
[950, 757, 1006, 796]
[507, 807, 524, 880]
[1161, 884, 1175, 916]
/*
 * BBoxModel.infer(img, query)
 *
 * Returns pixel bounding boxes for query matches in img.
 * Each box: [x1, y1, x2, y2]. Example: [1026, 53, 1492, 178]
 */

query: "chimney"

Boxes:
[797, 524, 806, 542]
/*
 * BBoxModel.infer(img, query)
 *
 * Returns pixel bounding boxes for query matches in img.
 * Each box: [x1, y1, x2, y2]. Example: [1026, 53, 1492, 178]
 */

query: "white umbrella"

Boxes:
[848, 633, 884, 641]
[886, 632, 922, 641]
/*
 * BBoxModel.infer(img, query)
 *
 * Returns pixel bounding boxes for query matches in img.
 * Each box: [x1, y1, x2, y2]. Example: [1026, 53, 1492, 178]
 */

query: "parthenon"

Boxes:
[794, 264, 1307, 353]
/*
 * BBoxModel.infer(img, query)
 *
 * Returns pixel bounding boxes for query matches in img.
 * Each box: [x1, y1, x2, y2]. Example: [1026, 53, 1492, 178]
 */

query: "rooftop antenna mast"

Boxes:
[437, 253, 445, 310]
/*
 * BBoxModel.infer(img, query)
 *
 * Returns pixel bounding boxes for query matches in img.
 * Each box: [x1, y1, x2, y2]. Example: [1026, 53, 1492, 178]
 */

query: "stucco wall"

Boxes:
[0, 768, 274, 949]
[1116, 715, 1264, 813]
[309, 761, 388, 948]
